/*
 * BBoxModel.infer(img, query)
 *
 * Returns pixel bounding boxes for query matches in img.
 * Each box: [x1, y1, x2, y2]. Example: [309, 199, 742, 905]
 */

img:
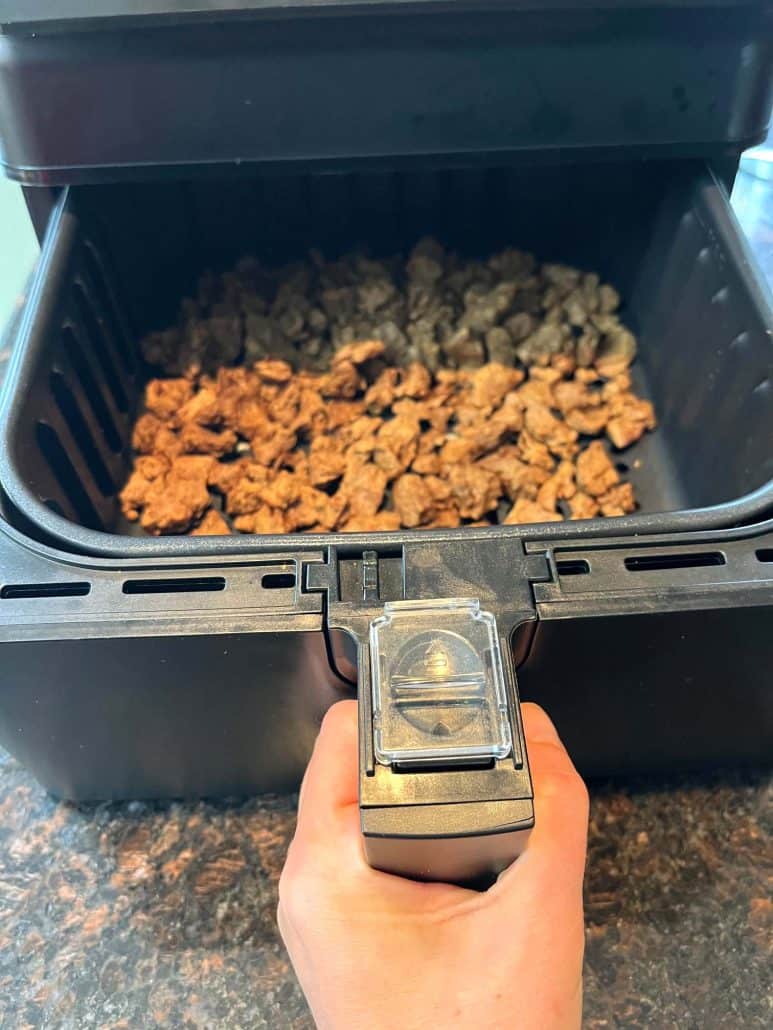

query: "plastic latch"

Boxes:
[369, 598, 513, 768]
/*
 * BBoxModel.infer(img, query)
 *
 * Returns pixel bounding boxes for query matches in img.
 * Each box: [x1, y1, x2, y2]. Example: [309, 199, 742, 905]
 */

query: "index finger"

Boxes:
[287, 700, 364, 868]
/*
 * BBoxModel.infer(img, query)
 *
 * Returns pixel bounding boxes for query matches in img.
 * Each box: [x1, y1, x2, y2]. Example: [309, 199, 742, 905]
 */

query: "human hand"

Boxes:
[278, 700, 588, 1030]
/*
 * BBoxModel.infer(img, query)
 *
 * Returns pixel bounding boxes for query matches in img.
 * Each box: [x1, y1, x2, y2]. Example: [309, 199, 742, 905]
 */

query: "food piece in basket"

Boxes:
[232, 507, 289, 534]
[567, 492, 600, 520]
[373, 415, 421, 480]
[180, 423, 238, 456]
[253, 358, 294, 383]
[365, 367, 401, 412]
[120, 455, 169, 521]
[564, 405, 611, 436]
[138, 456, 213, 534]
[576, 440, 620, 498]
[289, 484, 343, 532]
[396, 361, 433, 400]
[192, 509, 232, 535]
[523, 404, 579, 462]
[517, 430, 555, 472]
[339, 462, 389, 520]
[392, 473, 438, 528]
[468, 363, 524, 410]
[333, 339, 385, 366]
[536, 461, 577, 512]
[308, 437, 347, 487]
[446, 465, 501, 521]
[250, 427, 297, 468]
[132, 413, 165, 454]
[223, 468, 271, 516]
[606, 394, 657, 449]
[320, 360, 363, 399]
[552, 376, 602, 415]
[504, 498, 564, 525]
[594, 327, 637, 379]
[178, 386, 222, 426]
[143, 378, 194, 421]
[339, 511, 403, 533]
[478, 448, 530, 501]
[597, 482, 637, 517]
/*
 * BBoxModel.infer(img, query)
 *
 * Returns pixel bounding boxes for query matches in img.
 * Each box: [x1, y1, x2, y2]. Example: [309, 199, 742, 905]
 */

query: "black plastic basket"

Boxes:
[1, 159, 771, 557]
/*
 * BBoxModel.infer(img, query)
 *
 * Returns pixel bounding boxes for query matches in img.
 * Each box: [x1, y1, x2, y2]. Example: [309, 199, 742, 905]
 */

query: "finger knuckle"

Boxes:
[278, 848, 303, 910]
[277, 876, 304, 930]
[279, 847, 324, 922]
[540, 760, 589, 809]
[575, 774, 590, 813]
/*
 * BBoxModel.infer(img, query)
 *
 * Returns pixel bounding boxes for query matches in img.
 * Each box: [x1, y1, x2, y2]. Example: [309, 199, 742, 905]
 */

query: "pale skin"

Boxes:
[278, 700, 589, 1030]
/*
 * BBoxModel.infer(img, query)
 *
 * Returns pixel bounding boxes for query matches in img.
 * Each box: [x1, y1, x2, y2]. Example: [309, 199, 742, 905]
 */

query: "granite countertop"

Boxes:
[0, 747, 769, 1029]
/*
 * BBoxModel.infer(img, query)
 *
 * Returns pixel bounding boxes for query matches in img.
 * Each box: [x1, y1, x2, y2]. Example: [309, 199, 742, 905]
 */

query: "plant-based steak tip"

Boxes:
[121, 240, 656, 535]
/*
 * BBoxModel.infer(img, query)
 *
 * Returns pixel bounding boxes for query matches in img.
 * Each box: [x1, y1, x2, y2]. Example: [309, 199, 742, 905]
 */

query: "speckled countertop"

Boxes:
[0, 747, 770, 1030]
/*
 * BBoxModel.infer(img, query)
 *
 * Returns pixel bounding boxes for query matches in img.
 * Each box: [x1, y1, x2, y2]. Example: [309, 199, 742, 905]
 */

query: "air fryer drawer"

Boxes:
[0, 159, 772, 558]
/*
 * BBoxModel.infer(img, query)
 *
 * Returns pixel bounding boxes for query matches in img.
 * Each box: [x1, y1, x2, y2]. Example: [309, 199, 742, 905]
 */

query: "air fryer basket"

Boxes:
[1, 158, 772, 557]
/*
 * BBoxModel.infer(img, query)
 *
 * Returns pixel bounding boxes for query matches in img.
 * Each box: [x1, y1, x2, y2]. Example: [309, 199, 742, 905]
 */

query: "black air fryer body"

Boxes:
[0, 0, 771, 801]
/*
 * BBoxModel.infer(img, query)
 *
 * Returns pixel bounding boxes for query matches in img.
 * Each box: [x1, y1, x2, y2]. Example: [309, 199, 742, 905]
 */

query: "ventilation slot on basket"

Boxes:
[122, 577, 226, 595]
[756, 549, 773, 563]
[81, 241, 137, 374]
[624, 552, 726, 572]
[62, 326, 122, 452]
[35, 422, 103, 530]
[49, 371, 115, 496]
[261, 572, 296, 589]
[1, 582, 91, 599]
[72, 281, 128, 412]
[556, 559, 590, 576]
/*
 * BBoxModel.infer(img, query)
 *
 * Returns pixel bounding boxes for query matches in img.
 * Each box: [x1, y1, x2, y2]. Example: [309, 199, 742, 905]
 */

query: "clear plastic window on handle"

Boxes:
[369, 599, 513, 768]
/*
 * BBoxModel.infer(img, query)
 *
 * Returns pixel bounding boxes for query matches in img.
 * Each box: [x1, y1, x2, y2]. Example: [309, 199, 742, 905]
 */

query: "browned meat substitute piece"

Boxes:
[504, 498, 564, 525]
[138, 456, 213, 535]
[576, 440, 619, 498]
[192, 509, 232, 535]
